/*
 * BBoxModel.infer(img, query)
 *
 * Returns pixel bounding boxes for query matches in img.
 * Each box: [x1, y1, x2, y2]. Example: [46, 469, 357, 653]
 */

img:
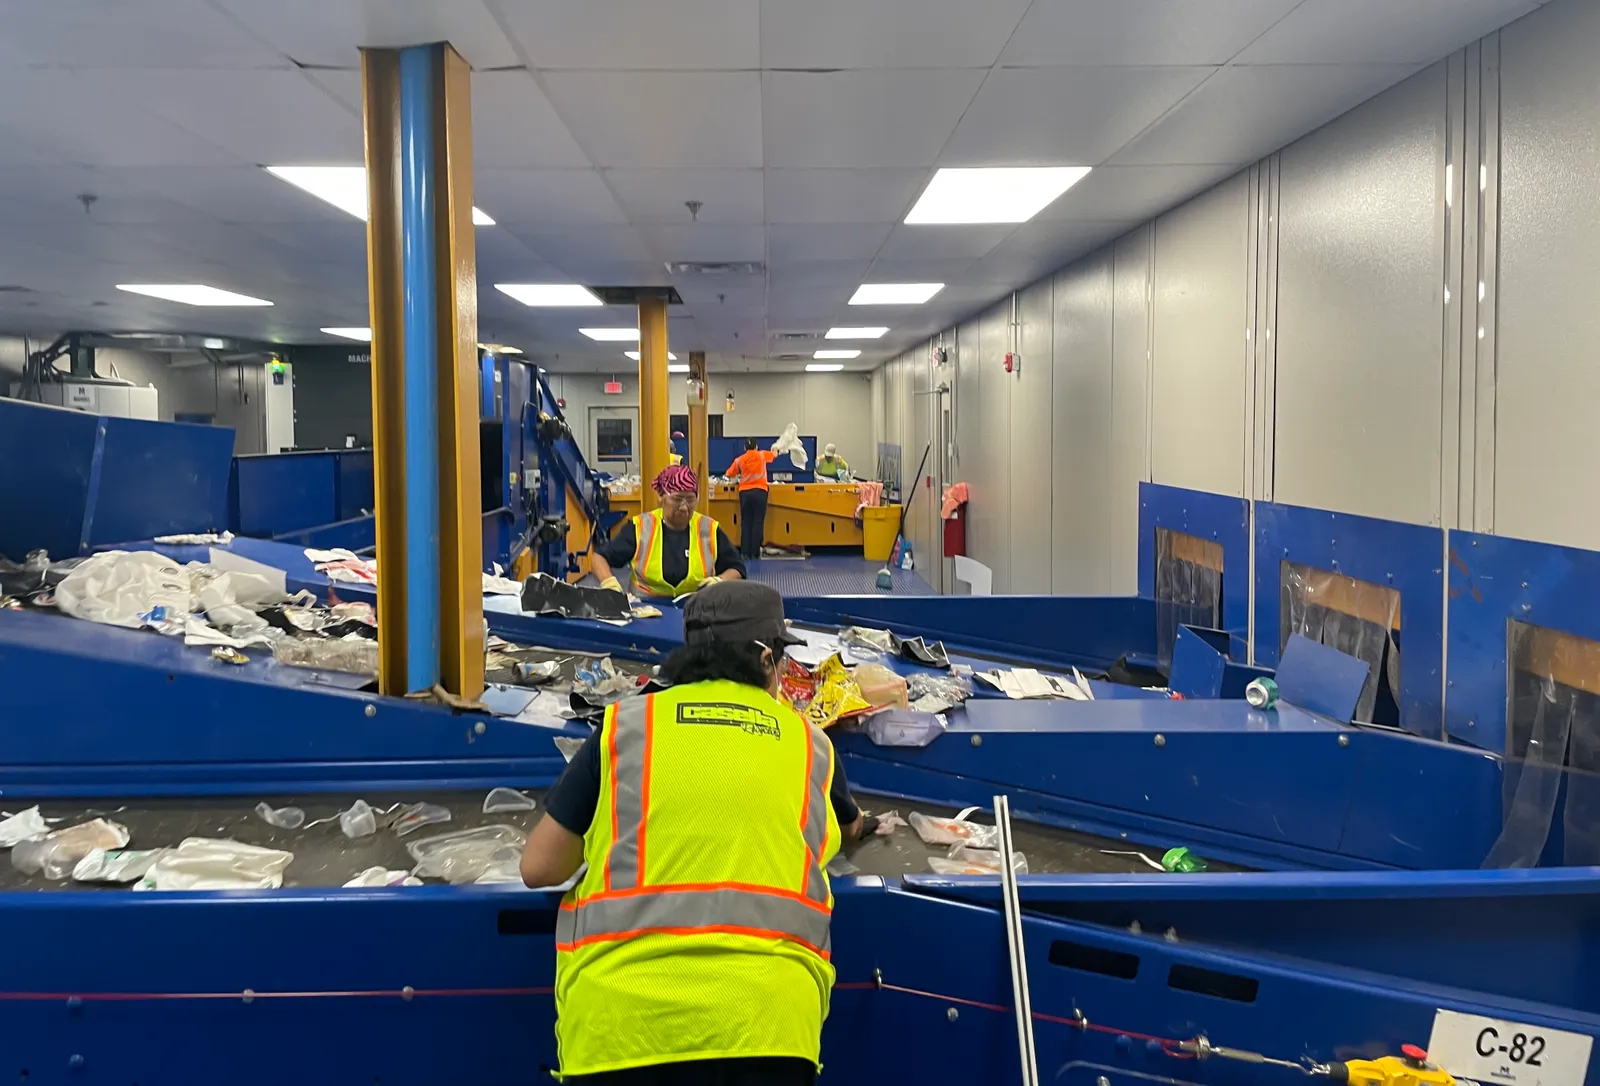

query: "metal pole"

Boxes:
[637, 294, 670, 512]
[995, 794, 1039, 1086]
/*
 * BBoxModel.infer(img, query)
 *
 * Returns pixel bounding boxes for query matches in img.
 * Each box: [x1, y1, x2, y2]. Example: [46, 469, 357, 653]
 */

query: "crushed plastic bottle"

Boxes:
[339, 799, 377, 839]
[391, 802, 452, 837]
[12, 819, 130, 880]
[255, 802, 306, 830]
[482, 788, 538, 814]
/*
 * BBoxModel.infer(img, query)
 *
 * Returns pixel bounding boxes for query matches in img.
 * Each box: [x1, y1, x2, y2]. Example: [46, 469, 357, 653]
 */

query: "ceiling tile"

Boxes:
[767, 223, 893, 263]
[0, 70, 240, 167]
[861, 257, 977, 284]
[492, 0, 759, 69]
[475, 169, 626, 225]
[0, 167, 198, 225]
[1035, 163, 1241, 223]
[940, 66, 1215, 166]
[604, 169, 763, 225]
[509, 224, 655, 267]
[0, 0, 291, 69]
[760, 0, 1032, 68]
[1237, 0, 1542, 63]
[210, 0, 520, 69]
[471, 71, 593, 169]
[876, 224, 1016, 262]
[762, 70, 986, 168]
[1000, 0, 1302, 66]
[545, 72, 762, 168]
[114, 71, 363, 163]
[764, 168, 929, 224]
[1110, 64, 1421, 165]
[965, 220, 1133, 285]
[115, 166, 357, 224]
[767, 260, 872, 290]
[638, 224, 766, 264]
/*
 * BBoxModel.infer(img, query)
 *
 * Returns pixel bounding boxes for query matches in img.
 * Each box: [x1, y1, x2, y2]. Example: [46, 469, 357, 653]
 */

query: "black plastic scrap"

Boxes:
[519, 572, 631, 621]
[890, 633, 949, 668]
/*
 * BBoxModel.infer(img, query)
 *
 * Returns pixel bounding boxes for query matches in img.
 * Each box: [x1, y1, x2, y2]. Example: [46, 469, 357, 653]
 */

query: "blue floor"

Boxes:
[747, 555, 932, 597]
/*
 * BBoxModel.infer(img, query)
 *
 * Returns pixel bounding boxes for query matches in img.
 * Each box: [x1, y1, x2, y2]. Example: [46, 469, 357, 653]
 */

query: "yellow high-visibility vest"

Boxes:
[629, 510, 717, 598]
[555, 681, 840, 1077]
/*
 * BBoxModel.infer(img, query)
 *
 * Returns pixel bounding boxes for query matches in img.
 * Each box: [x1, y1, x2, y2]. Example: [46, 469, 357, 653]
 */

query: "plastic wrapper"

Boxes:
[73, 848, 166, 884]
[273, 636, 379, 676]
[839, 626, 893, 658]
[906, 672, 973, 714]
[853, 663, 908, 711]
[343, 867, 421, 888]
[138, 838, 294, 891]
[866, 710, 947, 748]
[0, 806, 49, 848]
[1280, 562, 1399, 725]
[928, 846, 1029, 876]
[515, 660, 561, 685]
[871, 810, 907, 836]
[55, 551, 191, 631]
[573, 657, 645, 706]
[483, 787, 538, 814]
[407, 825, 526, 885]
[12, 819, 130, 880]
[554, 736, 586, 763]
[793, 655, 870, 729]
[773, 423, 808, 469]
[473, 859, 525, 884]
[908, 811, 998, 849]
[391, 802, 452, 837]
[1154, 528, 1224, 672]
[255, 802, 306, 830]
[339, 799, 377, 839]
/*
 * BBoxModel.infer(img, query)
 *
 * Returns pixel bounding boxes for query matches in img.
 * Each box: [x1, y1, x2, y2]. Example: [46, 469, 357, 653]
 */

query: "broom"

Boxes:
[877, 442, 931, 590]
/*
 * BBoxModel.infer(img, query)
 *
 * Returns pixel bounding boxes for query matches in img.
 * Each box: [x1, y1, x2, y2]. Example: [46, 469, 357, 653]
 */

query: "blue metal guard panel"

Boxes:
[0, 399, 100, 560]
[1255, 501, 1444, 738]
[231, 451, 339, 537]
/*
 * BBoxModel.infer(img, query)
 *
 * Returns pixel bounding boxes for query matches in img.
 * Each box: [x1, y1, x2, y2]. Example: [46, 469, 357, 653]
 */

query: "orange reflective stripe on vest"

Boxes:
[629, 513, 658, 592]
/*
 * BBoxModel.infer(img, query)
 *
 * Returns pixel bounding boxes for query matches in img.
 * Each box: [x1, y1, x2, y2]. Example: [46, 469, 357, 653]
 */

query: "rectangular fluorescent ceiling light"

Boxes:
[806, 363, 845, 372]
[321, 327, 372, 341]
[849, 283, 944, 305]
[478, 343, 523, 355]
[904, 166, 1091, 224]
[581, 328, 640, 341]
[826, 326, 888, 339]
[625, 351, 678, 361]
[266, 166, 494, 226]
[668, 364, 690, 374]
[813, 349, 860, 359]
[116, 284, 272, 307]
[495, 283, 601, 307]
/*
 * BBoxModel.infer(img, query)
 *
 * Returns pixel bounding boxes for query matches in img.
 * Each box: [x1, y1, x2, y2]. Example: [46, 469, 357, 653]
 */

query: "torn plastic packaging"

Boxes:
[554, 736, 586, 762]
[0, 806, 49, 848]
[72, 848, 167, 884]
[407, 825, 526, 885]
[890, 633, 949, 668]
[12, 819, 132, 880]
[483, 788, 538, 814]
[515, 660, 562, 685]
[908, 811, 999, 849]
[853, 663, 909, 711]
[906, 672, 973, 714]
[520, 573, 631, 621]
[343, 867, 422, 888]
[865, 710, 947, 748]
[391, 802, 452, 837]
[138, 838, 294, 891]
[255, 802, 306, 830]
[928, 845, 1029, 876]
[339, 799, 377, 838]
[273, 636, 380, 676]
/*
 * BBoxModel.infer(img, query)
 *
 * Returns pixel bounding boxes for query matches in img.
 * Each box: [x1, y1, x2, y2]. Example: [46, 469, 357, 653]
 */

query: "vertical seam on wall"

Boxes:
[1438, 49, 1467, 532]
[1244, 163, 1262, 502]
[1458, 41, 1483, 525]
[1477, 31, 1501, 536]
[1144, 223, 1155, 484]
[1266, 153, 1281, 505]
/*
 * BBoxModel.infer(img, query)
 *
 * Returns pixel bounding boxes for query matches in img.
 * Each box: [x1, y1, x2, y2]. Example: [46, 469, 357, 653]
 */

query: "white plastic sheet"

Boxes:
[138, 838, 294, 890]
[55, 551, 189, 630]
[773, 423, 809, 469]
[0, 806, 49, 848]
[343, 867, 421, 888]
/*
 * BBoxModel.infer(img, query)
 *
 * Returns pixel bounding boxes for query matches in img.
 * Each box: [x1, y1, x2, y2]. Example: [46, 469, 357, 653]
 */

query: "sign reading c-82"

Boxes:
[1429, 1010, 1594, 1086]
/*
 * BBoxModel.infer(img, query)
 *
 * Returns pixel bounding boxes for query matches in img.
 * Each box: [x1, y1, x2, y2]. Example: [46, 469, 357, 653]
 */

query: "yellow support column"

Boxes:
[637, 292, 670, 513]
[687, 350, 709, 515]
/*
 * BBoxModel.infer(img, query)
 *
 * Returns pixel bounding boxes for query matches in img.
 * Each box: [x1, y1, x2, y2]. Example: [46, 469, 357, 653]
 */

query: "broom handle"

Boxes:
[896, 443, 932, 545]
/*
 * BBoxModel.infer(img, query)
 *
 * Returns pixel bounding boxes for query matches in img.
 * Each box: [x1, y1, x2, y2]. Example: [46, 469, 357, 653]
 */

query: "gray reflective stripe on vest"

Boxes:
[558, 885, 832, 954]
[801, 723, 833, 905]
[630, 513, 656, 585]
[605, 697, 650, 890]
[695, 514, 715, 569]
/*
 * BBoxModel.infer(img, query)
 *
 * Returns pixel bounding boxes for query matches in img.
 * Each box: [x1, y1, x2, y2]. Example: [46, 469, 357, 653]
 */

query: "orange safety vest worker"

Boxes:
[729, 448, 776, 492]
[629, 509, 718, 597]
[554, 682, 841, 1076]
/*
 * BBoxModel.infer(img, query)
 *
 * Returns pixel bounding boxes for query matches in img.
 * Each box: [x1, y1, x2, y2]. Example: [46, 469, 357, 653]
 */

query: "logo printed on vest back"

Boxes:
[677, 701, 781, 739]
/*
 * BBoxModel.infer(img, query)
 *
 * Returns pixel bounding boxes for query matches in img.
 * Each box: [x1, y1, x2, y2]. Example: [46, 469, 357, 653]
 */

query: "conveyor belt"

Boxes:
[0, 791, 1239, 891]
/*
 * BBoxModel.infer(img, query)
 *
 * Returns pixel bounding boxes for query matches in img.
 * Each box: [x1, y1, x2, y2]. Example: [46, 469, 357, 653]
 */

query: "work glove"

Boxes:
[598, 575, 622, 593]
[695, 575, 722, 591]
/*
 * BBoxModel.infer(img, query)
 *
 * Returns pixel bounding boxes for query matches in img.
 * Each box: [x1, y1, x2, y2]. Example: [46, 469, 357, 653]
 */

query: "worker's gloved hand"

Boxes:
[695, 575, 722, 591]
[598, 575, 622, 593]
[856, 815, 881, 839]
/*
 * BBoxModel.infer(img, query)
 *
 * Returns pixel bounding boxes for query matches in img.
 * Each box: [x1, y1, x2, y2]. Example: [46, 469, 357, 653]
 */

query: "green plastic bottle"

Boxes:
[1162, 847, 1207, 873]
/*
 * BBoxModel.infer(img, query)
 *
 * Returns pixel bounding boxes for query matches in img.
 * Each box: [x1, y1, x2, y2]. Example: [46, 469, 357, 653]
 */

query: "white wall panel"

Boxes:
[1010, 279, 1055, 593]
[1273, 62, 1447, 525]
[1496, 0, 1600, 548]
[1050, 250, 1116, 594]
[1109, 227, 1154, 594]
[1150, 173, 1252, 497]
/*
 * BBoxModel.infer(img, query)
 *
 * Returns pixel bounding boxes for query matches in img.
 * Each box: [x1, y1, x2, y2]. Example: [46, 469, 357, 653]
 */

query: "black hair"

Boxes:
[744, 438, 757, 450]
[659, 641, 772, 689]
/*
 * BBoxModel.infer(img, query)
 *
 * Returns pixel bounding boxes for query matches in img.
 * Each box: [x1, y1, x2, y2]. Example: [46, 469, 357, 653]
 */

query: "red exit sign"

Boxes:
[603, 380, 622, 394]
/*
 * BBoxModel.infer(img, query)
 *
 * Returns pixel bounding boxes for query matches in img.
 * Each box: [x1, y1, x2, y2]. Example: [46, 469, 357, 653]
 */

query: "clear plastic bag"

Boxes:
[554, 736, 585, 762]
[840, 626, 895, 655]
[138, 838, 294, 891]
[12, 819, 130, 880]
[866, 710, 947, 748]
[483, 788, 538, 814]
[908, 811, 998, 849]
[773, 423, 808, 469]
[0, 806, 49, 848]
[343, 867, 421, 888]
[391, 802, 452, 837]
[273, 636, 380, 676]
[515, 660, 562, 685]
[339, 799, 377, 839]
[928, 846, 1029, 876]
[407, 825, 526, 884]
[906, 672, 973, 713]
[255, 802, 306, 830]
[72, 848, 166, 884]
[825, 855, 860, 877]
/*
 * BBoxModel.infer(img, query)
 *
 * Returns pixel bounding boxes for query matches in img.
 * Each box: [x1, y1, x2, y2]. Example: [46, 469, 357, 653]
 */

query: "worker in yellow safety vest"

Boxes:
[589, 465, 745, 598]
[520, 580, 873, 1084]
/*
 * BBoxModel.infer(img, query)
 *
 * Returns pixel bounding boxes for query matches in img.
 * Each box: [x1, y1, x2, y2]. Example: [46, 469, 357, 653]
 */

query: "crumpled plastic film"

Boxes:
[273, 636, 380, 676]
[0, 806, 49, 848]
[343, 867, 422, 888]
[138, 838, 294, 891]
[407, 825, 526, 885]
[391, 802, 452, 837]
[1153, 528, 1223, 673]
[1279, 563, 1400, 723]
[796, 655, 870, 729]
[55, 551, 191, 631]
[11, 819, 130, 880]
[866, 710, 946, 748]
[339, 799, 377, 838]
[73, 848, 167, 884]
[927, 844, 1029, 876]
[255, 802, 306, 830]
[773, 423, 808, 470]
[908, 811, 998, 849]
[1483, 673, 1569, 869]
[483, 787, 538, 814]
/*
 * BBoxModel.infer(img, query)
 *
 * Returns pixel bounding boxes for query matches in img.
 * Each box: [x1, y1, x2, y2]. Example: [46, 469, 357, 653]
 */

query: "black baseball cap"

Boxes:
[683, 580, 804, 648]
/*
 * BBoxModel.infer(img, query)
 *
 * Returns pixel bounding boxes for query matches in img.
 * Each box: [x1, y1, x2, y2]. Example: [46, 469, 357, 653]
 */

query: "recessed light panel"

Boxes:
[266, 165, 494, 226]
[625, 351, 678, 361]
[321, 327, 372, 341]
[495, 283, 601, 307]
[848, 283, 944, 306]
[825, 327, 889, 339]
[805, 363, 845, 372]
[904, 166, 1091, 224]
[813, 350, 860, 359]
[116, 284, 272, 307]
[582, 328, 641, 342]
